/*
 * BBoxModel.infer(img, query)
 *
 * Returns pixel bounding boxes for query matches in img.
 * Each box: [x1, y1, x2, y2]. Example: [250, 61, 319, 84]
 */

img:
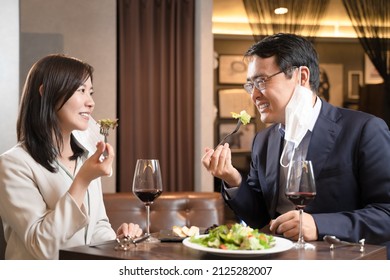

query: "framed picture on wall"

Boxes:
[348, 71, 363, 100]
[218, 55, 247, 84]
[318, 64, 344, 107]
[219, 123, 255, 152]
[218, 88, 255, 118]
[364, 54, 384, 84]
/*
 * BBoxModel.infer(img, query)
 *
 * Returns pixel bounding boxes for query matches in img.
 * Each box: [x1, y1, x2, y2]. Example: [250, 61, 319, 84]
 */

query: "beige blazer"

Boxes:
[0, 143, 116, 259]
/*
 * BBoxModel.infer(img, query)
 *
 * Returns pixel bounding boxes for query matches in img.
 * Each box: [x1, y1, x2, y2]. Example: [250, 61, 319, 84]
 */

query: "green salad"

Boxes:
[231, 110, 251, 125]
[189, 224, 275, 250]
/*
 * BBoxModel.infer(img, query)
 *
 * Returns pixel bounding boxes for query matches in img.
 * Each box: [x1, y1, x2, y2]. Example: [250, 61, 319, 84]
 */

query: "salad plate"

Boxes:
[183, 235, 294, 257]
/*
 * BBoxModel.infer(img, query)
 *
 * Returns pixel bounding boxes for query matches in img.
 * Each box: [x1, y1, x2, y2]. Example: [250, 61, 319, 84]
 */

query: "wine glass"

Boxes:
[132, 159, 163, 243]
[285, 160, 316, 249]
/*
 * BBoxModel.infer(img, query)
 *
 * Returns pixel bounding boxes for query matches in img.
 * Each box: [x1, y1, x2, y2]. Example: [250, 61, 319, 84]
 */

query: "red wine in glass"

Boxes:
[285, 160, 316, 249]
[286, 192, 316, 209]
[134, 189, 162, 205]
[132, 159, 163, 243]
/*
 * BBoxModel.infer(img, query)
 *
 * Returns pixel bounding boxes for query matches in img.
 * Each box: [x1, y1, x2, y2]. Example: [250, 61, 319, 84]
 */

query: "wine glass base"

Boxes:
[143, 236, 160, 243]
[293, 242, 316, 250]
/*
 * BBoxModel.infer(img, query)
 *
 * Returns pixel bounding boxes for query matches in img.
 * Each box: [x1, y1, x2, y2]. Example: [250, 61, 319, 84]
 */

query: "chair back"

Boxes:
[0, 216, 5, 259]
[103, 192, 227, 232]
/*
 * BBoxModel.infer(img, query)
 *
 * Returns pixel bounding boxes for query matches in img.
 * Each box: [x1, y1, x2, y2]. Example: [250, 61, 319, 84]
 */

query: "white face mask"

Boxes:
[280, 67, 314, 167]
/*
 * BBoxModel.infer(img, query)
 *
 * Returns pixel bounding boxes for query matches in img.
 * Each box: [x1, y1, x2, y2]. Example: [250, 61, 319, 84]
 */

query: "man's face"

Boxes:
[246, 56, 297, 125]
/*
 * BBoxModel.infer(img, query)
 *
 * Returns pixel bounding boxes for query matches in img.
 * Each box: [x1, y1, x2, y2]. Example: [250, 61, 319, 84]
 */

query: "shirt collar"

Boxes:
[72, 134, 90, 158]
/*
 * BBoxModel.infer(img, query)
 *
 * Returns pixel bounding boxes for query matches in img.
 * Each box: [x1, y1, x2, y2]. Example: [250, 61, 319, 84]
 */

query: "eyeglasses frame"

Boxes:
[243, 66, 298, 94]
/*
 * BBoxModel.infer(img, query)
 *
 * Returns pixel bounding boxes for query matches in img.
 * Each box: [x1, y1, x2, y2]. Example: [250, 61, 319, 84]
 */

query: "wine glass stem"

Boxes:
[297, 208, 304, 244]
[146, 204, 151, 236]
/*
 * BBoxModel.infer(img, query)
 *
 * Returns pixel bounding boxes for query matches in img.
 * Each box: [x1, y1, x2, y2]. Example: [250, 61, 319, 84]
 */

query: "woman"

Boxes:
[0, 54, 141, 259]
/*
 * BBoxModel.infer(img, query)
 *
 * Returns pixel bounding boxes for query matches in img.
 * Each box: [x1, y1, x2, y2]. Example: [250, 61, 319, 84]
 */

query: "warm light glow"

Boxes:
[274, 7, 288, 15]
[212, 16, 248, 23]
[212, 0, 360, 38]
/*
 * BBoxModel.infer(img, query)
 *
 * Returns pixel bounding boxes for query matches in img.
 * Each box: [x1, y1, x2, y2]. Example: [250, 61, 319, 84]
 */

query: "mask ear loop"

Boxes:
[279, 67, 302, 168]
[280, 142, 289, 168]
[297, 66, 302, 86]
[280, 141, 296, 168]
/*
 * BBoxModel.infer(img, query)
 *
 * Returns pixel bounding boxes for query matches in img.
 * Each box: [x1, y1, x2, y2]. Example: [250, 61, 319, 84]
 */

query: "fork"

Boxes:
[99, 126, 109, 159]
[114, 234, 151, 250]
[215, 119, 242, 148]
[323, 235, 365, 252]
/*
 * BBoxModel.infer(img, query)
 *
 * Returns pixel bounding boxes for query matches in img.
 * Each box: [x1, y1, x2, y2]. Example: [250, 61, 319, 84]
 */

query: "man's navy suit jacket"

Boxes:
[224, 100, 390, 258]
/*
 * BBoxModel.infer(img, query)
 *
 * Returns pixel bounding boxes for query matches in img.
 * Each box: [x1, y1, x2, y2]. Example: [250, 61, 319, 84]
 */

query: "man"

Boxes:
[202, 33, 390, 257]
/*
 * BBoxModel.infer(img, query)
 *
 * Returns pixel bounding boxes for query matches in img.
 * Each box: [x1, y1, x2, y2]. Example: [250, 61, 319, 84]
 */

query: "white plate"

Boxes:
[182, 235, 293, 257]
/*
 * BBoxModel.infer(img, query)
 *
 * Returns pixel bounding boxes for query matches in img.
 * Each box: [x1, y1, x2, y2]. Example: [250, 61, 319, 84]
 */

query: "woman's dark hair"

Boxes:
[17, 54, 94, 172]
[244, 33, 320, 92]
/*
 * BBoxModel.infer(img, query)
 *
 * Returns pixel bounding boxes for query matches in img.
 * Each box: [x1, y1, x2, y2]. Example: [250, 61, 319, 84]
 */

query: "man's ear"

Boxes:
[39, 85, 44, 96]
[299, 66, 310, 87]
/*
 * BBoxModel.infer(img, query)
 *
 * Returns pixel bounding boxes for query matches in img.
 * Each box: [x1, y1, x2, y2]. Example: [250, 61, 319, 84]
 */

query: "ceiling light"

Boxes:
[274, 7, 288, 15]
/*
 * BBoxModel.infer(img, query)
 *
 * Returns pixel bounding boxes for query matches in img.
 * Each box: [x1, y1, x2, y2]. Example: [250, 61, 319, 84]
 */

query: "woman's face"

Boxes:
[57, 76, 95, 135]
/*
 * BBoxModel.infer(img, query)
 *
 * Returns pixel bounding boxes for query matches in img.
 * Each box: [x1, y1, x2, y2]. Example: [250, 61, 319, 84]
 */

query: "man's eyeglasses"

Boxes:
[243, 67, 297, 94]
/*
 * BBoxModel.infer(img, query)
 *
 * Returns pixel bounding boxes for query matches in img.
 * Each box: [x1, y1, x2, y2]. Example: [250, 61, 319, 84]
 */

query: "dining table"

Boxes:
[59, 236, 387, 260]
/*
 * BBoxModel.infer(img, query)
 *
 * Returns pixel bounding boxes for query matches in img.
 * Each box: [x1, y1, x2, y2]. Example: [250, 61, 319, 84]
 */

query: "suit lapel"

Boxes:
[307, 101, 342, 180]
[265, 125, 283, 217]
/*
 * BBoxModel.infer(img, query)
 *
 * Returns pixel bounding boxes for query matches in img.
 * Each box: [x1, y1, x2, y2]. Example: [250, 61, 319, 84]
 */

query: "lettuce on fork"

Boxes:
[97, 118, 119, 131]
[97, 118, 118, 137]
[231, 110, 251, 125]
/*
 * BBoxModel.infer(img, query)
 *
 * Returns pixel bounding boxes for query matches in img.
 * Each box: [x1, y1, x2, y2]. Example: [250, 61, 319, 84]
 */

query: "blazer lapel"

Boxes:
[265, 125, 283, 217]
[307, 101, 342, 180]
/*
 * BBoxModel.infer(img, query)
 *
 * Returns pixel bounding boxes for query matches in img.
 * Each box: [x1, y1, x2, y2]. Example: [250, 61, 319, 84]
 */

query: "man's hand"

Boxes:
[201, 143, 242, 187]
[269, 210, 318, 241]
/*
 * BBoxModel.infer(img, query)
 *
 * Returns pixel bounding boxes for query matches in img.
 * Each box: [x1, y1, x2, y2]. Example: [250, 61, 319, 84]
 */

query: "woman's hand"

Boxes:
[68, 141, 115, 206]
[117, 223, 143, 239]
[74, 141, 114, 186]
